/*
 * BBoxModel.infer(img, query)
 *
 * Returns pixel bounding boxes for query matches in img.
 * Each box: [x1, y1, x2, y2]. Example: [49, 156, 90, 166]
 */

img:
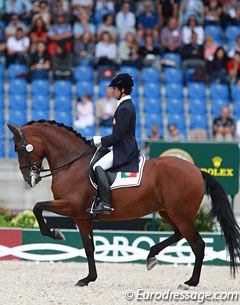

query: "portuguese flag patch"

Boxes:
[121, 172, 137, 178]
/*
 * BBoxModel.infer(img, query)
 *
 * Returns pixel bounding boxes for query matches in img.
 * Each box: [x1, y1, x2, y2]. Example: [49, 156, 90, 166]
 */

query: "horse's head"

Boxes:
[7, 124, 44, 187]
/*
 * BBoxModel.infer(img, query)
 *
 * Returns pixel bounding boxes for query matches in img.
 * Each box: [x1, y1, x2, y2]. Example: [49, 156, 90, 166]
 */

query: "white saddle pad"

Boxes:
[90, 154, 146, 190]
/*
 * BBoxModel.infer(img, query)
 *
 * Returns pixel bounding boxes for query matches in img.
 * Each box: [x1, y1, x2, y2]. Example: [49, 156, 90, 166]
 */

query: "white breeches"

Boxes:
[93, 151, 114, 171]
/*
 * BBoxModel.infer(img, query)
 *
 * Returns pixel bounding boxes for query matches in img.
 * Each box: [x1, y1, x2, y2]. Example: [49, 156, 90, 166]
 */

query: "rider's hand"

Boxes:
[93, 136, 102, 147]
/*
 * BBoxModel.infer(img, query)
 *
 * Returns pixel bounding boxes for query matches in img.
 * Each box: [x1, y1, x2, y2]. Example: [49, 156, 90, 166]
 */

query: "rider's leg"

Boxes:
[92, 151, 114, 214]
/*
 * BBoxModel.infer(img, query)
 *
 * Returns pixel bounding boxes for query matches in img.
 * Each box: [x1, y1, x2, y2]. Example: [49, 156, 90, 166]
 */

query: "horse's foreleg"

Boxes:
[75, 219, 97, 287]
[33, 200, 68, 240]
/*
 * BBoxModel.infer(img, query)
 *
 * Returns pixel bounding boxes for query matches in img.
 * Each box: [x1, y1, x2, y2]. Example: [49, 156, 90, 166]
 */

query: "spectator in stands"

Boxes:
[139, 33, 162, 69]
[5, 0, 32, 24]
[94, 0, 115, 26]
[31, 0, 51, 28]
[182, 31, 205, 82]
[182, 15, 204, 45]
[228, 34, 240, 58]
[227, 51, 240, 84]
[30, 17, 48, 52]
[29, 41, 50, 80]
[71, 0, 94, 16]
[137, 0, 160, 43]
[204, 0, 222, 26]
[74, 30, 95, 66]
[6, 27, 30, 66]
[222, 0, 240, 26]
[212, 106, 235, 141]
[97, 14, 118, 43]
[47, 13, 72, 57]
[208, 46, 228, 83]
[96, 86, 117, 127]
[189, 128, 207, 142]
[0, 25, 6, 65]
[148, 124, 162, 140]
[95, 31, 117, 67]
[160, 17, 182, 53]
[73, 9, 95, 39]
[74, 94, 95, 129]
[180, 0, 204, 25]
[117, 31, 142, 69]
[115, 1, 136, 40]
[52, 44, 73, 80]
[50, 0, 70, 23]
[167, 123, 183, 141]
[5, 13, 28, 39]
[156, 0, 179, 27]
[204, 35, 219, 61]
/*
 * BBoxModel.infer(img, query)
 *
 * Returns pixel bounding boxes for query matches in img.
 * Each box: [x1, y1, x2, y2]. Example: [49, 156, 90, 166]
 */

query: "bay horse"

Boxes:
[7, 120, 240, 288]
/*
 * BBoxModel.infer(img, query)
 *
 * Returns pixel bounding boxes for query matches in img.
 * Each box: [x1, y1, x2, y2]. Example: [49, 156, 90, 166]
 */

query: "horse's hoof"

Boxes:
[178, 284, 190, 290]
[54, 228, 66, 240]
[146, 257, 158, 271]
[75, 280, 88, 287]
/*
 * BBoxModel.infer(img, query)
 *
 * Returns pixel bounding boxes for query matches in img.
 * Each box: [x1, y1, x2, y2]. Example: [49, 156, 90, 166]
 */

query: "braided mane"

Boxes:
[24, 120, 92, 145]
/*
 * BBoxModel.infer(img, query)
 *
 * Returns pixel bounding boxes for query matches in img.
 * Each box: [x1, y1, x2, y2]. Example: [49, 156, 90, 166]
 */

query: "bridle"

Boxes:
[14, 128, 94, 182]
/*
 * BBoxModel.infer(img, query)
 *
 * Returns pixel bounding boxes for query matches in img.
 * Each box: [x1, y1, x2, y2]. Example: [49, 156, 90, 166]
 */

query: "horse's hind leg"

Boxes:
[147, 211, 183, 270]
[178, 224, 205, 287]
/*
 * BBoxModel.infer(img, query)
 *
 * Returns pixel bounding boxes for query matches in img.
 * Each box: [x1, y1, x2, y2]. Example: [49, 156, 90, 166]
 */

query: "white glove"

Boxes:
[93, 136, 102, 146]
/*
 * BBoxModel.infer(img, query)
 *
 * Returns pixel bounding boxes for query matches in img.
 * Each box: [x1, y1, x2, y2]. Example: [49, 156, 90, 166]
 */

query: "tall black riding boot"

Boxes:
[92, 166, 113, 214]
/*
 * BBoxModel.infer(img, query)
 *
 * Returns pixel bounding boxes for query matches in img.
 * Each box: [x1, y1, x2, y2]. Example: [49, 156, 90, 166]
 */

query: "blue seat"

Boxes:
[131, 85, 139, 99]
[209, 84, 229, 100]
[76, 125, 96, 138]
[9, 95, 27, 110]
[164, 68, 183, 84]
[143, 97, 162, 113]
[211, 99, 229, 117]
[31, 110, 50, 121]
[0, 63, 5, 80]
[0, 138, 5, 158]
[231, 84, 240, 101]
[98, 80, 110, 98]
[31, 79, 50, 96]
[53, 80, 72, 97]
[119, 66, 139, 83]
[54, 111, 73, 126]
[233, 100, 240, 116]
[163, 52, 182, 67]
[8, 110, 27, 126]
[31, 95, 50, 111]
[0, 80, 4, 94]
[185, 68, 195, 83]
[0, 94, 4, 109]
[205, 25, 223, 44]
[225, 25, 240, 43]
[142, 67, 160, 83]
[8, 64, 27, 79]
[76, 81, 94, 99]
[144, 113, 163, 129]
[143, 82, 161, 98]
[166, 98, 184, 114]
[187, 82, 206, 99]
[0, 124, 5, 136]
[165, 83, 183, 99]
[9, 140, 18, 158]
[74, 65, 94, 82]
[167, 113, 186, 131]
[190, 114, 208, 130]
[9, 79, 27, 95]
[188, 98, 207, 115]
[99, 126, 112, 136]
[54, 95, 72, 111]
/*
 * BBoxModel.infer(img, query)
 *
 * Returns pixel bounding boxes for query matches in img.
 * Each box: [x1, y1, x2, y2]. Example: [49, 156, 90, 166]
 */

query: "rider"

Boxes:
[91, 73, 139, 214]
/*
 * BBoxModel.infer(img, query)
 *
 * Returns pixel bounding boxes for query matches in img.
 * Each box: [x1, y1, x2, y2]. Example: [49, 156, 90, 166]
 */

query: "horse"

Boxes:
[7, 120, 240, 288]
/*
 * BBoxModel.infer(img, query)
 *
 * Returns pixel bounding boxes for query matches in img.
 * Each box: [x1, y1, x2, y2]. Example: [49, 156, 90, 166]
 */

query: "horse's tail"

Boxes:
[201, 170, 240, 276]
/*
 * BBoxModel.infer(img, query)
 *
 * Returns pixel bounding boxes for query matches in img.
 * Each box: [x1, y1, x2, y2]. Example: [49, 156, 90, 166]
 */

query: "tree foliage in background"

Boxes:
[0, 208, 39, 228]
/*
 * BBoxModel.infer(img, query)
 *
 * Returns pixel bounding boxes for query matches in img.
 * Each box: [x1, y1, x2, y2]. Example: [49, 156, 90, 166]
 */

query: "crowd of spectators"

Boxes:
[0, 0, 239, 83]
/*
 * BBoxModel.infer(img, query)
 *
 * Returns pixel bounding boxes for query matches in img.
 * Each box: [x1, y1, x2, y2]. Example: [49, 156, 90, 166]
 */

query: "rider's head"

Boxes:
[108, 73, 134, 100]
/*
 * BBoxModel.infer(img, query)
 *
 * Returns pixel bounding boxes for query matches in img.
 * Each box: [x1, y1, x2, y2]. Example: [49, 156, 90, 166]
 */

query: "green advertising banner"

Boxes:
[150, 142, 239, 195]
[0, 229, 230, 266]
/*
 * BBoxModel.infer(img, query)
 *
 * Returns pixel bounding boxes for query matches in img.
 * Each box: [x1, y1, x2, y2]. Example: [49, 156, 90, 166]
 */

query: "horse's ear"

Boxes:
[7, 124, 20, 136]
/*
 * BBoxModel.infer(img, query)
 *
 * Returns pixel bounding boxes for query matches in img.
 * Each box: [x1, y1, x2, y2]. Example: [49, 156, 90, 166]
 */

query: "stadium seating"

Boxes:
[211, 98, 229, 117]
[209, 83, 229, 100]
[167, 113, 186, 132]
[188, 98, 207, 115]
[187, 82, 207, 99]
[9, 95, 27, 111]
[31, 95, 50, 111]
[74, 65, 94, 82]
[54, 111, 73, 126]
[164, 67, 183, 84]
[53, 80, 72, 97]
[8, 64, 27, 79]
[189, 114, 209, 130]
[163, 52, 182, 67]
[54, 95, 72, 111]
[233, 100, 240, 117]
[119, 66, 139, 83]
[9, 79, 27, 95]
[31, 110, 50, 121]
[225, 25, 240, 44]
[31, 79, 50, 96]
[166, 98, 184, 114]
[143, 82, 161, 98]
[165, 83, 183, 99]
[231, 84, 240, 101]
[76, 125, 96, 138]
[8, 110, 27, 126]
[98, 80, 110, 98]
[143, 97, 162, 114]
[144, 113, 163, 130]
[76, 80, 94, 99]
[205, 25, 223, 44]
[0, 138, 5, 158]
[142, 67, 161, 83]
[0, 63, 4, 80]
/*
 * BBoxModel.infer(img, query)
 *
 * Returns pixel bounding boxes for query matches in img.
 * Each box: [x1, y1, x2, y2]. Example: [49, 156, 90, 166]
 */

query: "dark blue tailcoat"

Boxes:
[101, 98, 139, 172]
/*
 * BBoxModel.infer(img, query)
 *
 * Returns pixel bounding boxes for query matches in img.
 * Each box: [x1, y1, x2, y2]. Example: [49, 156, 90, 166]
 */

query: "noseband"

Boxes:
[14, 128, 94, 180]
